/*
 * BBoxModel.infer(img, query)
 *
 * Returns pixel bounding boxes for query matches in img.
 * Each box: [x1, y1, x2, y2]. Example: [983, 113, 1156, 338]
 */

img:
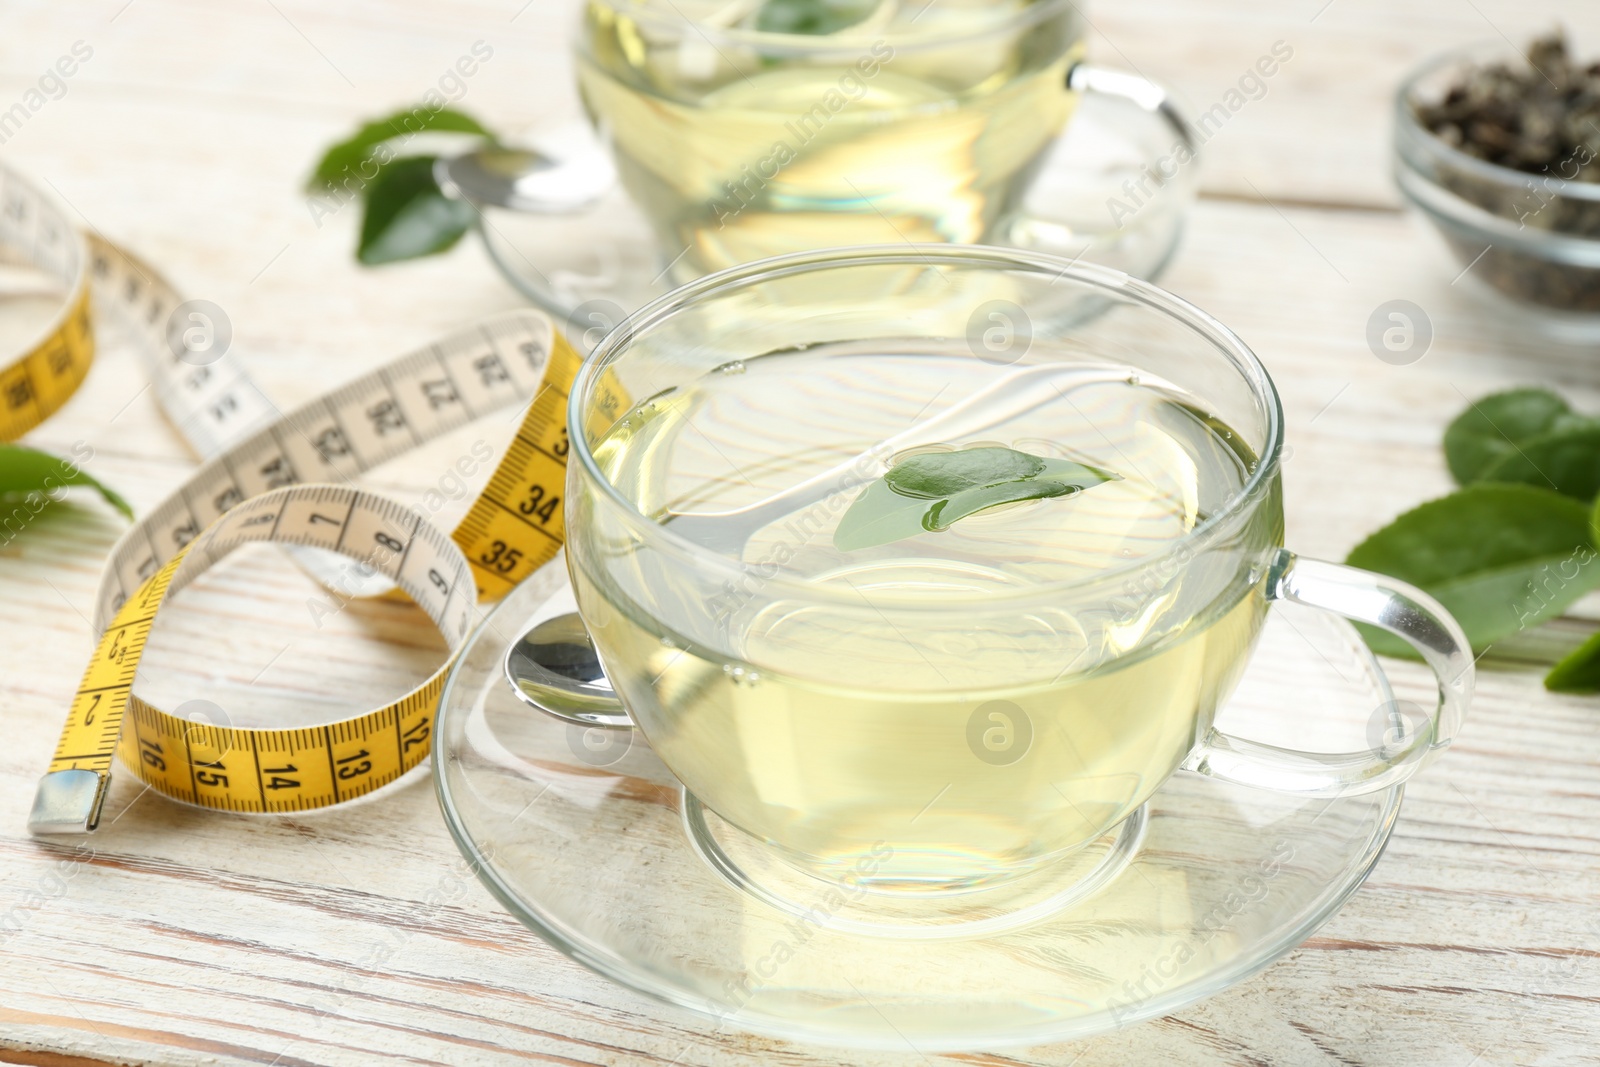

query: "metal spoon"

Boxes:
[503, 612, 631, 728]
[664, 364, 1127, 555]
[435, 135, 616, 214]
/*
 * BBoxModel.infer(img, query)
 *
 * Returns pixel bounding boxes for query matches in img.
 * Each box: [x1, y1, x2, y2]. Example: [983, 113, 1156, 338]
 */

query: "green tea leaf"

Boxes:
[0, 443, 132, 520]
[1442, 387, 1580, 485]
[834, 446, 1118, 552]
[308, 107, 492, 192]
[1545, 631, 1600, 692]
[833, 478, 940, 551]
[925, 479, 1080, 530]
[755, 0, 880, 34]
[885, 447, 1046, 498]
[1546, 492, 1600, 691]
[1477, 422, 1600, 499]
[1591, 489, 1600, 550]
[1346, 483, 1599, 657]
[357, 156, 477, 265]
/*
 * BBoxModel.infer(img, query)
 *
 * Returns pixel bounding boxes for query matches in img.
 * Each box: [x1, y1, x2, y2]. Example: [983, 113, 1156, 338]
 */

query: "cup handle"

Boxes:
[1180, 548, 1473, 798]
[1065, 63, 1194, 153]
[997, 63, 1199, 279]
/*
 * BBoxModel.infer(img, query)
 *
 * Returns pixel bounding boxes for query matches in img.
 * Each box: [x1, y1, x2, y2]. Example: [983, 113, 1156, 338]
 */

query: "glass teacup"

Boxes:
[578, 0, 1083, 278]
[463, 1, 1196, 315]
[553, 245, 1470, 895]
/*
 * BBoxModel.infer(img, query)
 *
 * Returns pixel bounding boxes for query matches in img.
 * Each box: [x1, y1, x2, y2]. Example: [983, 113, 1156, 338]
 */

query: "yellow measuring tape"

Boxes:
[56, 486, 475, 826]
[0, 169, 95, 442]
[0, 281, 91, 444]
[4, 163, 627, 833]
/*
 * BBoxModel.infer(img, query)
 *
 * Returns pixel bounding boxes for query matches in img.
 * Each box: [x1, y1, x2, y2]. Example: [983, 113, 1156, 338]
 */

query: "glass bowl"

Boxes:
[1394, 41, 1600, 332]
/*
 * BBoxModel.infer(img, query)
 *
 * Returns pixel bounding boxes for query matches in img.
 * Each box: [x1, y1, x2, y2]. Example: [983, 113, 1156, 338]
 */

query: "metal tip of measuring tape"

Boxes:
[28, 769, 108, 835]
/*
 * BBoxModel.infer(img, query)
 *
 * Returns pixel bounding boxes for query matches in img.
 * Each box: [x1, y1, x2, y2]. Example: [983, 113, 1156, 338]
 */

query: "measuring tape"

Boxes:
[3, 163, 626, 834]
[0, 169, 281, 452]
[39, 486, 475, 831]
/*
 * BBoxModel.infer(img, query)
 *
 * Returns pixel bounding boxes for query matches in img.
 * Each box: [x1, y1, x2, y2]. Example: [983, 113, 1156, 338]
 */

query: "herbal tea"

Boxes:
[571, 347, 1277, 889]
[576, 0, 1083, 279]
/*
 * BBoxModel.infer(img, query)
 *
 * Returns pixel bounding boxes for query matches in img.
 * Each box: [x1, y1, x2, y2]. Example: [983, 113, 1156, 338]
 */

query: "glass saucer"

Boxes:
[473, 75, 1196, 329]
[434, 555, 1405, 1052]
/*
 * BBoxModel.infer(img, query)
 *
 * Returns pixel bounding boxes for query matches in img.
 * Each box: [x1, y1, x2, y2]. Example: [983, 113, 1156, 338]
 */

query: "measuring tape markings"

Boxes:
[88, 311, 570, 629]
[32, 315, 588, 833]
[62, 484, 475, 825]
[0, 160, 286, 452]
[4, 163, 630, 834]
[0, 164, 94, 443]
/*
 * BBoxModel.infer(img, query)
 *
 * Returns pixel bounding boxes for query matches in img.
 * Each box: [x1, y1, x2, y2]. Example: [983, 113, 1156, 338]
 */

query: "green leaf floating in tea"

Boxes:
[755, 0, 883, 34]
[834, 445, 1120, 551]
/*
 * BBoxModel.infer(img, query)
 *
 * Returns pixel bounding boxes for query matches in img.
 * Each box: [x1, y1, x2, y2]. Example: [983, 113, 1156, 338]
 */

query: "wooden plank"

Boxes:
[0, 1051, 131, 1067]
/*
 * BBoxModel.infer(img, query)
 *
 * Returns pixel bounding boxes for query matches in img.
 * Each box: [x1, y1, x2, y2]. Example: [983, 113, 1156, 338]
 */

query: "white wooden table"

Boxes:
[3, 1, 1599, 1064]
